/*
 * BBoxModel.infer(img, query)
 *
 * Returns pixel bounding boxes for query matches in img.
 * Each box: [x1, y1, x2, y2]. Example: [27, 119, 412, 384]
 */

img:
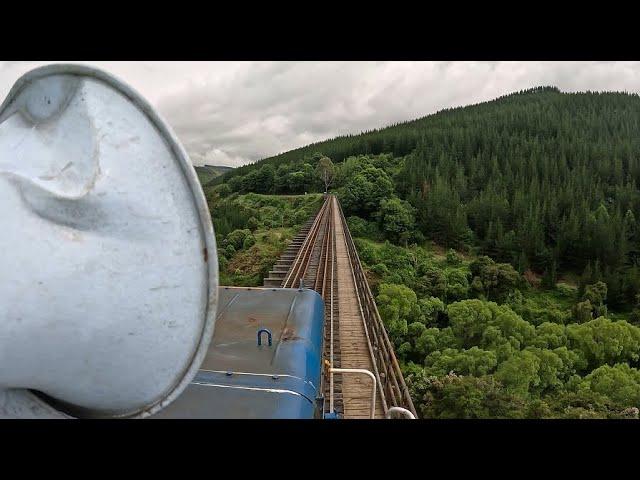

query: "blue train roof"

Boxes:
[153, 287, 325, 419]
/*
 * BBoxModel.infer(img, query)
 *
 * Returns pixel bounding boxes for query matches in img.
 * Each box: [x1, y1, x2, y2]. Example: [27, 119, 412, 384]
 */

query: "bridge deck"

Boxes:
[332, 196, 385, 419]
[265, 194, 416, 419]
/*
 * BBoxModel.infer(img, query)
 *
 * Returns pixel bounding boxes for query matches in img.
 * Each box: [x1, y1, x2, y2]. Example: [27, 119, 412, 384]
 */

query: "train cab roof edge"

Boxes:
[153, 287, 325, 419]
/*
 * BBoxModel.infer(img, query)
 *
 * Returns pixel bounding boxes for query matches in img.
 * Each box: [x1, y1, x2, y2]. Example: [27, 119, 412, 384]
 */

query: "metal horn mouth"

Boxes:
[0, 64, 219, 419]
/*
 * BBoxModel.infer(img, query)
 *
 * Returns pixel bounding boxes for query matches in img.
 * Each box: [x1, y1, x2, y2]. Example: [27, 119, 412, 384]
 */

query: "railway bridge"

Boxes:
[0, 64, 414, 420]
[264, 195, 417, 419]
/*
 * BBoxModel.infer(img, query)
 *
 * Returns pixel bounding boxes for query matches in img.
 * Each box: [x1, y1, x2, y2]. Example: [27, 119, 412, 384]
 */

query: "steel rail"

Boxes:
[301, 199, 332, 284]
[282, 196, 330, 288]
[284, 207, 323, 288]
[282, 195, 339, 416]
[282, 199, 326, 288]
[284, 196, 328, 288]
[305, 199, 331, 288]
[315, 199, 333, 293]
[329, 206, 336, 414]
[316, 197, 337, 415]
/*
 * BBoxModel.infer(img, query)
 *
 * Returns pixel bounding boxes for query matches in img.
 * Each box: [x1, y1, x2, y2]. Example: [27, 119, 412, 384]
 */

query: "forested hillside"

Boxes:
[194, 165, 233, 186]
[205, 86, 640, 418]
[217, 86, 640, 312]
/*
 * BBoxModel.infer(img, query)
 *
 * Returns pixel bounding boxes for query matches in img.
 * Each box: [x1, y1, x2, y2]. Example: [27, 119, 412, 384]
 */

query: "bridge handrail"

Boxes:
[330, 368, 377, 419]
[335, 199, 418, 418]
[386, 406, 416, 419]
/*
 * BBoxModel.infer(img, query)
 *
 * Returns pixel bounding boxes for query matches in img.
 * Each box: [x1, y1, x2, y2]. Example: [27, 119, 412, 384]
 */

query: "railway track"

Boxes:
[264, 194, 417, 419]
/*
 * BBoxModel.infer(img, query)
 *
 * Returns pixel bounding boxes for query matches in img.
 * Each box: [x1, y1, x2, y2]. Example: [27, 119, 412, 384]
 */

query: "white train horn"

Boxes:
[0, 64, 218, 418]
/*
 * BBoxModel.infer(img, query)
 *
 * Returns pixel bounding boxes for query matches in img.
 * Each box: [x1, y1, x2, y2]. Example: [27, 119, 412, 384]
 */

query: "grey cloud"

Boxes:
[1, 61, 640, 167]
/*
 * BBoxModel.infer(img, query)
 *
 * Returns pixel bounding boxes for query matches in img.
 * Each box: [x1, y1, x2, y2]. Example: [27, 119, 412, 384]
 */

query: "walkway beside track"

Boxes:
[332, 196, 385, 419]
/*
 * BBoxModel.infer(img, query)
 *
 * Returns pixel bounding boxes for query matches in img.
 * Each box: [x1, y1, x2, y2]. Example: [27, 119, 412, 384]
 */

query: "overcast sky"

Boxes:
[0, 61, 638, 167]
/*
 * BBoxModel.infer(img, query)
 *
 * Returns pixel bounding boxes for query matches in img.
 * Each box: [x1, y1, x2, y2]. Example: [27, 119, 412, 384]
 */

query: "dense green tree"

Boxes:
[446, 249, 462, 265]
[347, 216, 382, 240]
[254, 164, 276, 194]
[572, 299, 595, 323]
[469, 256, 523, 302]
[227, 175, 242, 192]
[416, 264, 448, 299]
[567, 317, 640, 370]
[444, 268, 470, 301]
[541, 258, 558, 289]
[225, 229, 252, 250]
[447, 299, 494, 348]
[376, 283, 420, 340]
[407, 372, 525, 419]
[524, 347, 566, 394]
[579, 364, 640, 407]
[424, 347, 498, 377]
[247, 216, 259, 231]
[531, 322, 567, 349]
[214, 183, 232, 198]
[242, 234, 256, 249]
[495, 349, 541, 396]
[417, 326, 457, 356]
[490, 307, 536, 350]
[339, 164, 394, 217]
[315, 156, 335, 193]
[378, 197, 417, 245]
[417, 296, 445, 326]
[583, 281, 608, 317]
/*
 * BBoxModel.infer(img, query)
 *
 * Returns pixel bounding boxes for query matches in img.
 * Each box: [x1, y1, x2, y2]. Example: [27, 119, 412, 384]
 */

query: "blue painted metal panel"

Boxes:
[153, 383, 316, 419]
[153, 287, 325, 419]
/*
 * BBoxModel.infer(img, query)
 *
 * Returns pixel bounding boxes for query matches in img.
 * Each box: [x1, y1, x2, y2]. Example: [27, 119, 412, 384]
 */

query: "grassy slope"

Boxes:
[214, 193, 323, 286]
[221, 227, 296, 286]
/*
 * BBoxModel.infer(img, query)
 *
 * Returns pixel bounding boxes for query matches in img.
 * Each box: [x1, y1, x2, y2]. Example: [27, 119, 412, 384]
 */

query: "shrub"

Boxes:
[226, 229, 251, 250]
[243, 234, 256, 249]
[446, 249, 462, 265]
